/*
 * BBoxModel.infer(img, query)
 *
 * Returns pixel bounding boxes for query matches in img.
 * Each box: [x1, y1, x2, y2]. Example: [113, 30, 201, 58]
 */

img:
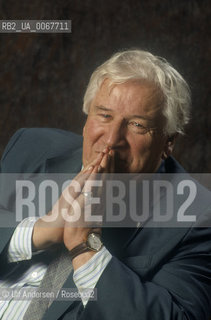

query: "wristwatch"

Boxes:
[69, 233, 103, 261]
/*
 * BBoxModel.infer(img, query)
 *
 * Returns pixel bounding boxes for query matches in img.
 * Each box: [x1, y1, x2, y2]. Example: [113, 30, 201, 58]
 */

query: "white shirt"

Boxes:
[0, 218, 112, 319]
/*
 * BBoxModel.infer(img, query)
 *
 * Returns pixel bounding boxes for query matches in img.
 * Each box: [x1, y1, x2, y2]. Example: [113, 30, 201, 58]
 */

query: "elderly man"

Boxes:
[0, 50, 210, 320]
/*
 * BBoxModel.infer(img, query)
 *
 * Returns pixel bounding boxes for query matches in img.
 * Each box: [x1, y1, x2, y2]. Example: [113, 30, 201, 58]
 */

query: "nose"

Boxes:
[103, 122, 127, 149]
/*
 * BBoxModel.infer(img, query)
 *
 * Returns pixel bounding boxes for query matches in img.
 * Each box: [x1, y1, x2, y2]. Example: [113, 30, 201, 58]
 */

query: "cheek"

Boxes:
[130, 135, 152, 156]
[83, 118, 104, 144]
[129, 134, 163, 164]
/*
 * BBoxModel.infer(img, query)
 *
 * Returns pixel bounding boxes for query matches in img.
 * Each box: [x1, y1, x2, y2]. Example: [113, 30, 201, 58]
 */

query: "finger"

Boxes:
[63, 166, 94, 201]
[65, 152, 109, 210]
[82, 152, 104, 172]
[65, 152, 104, 199]
[65, 192, 103, 228]
[108, 149, 115, 173]
[97, 149, 115, 173]
[99, 153, 110, 171]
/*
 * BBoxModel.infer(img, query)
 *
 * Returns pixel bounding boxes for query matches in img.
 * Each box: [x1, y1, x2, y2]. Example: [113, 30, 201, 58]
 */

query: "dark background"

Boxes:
[0, 0, 210, 172]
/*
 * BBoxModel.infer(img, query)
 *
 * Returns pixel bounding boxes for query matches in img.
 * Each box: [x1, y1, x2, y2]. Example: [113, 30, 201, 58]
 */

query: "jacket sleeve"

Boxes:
[0, 129, 26, 255]
[78, 224, 211, 320]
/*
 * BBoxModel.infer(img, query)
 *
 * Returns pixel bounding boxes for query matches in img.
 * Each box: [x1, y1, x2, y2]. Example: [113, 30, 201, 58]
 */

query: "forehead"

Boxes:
[91, 79, 164, 117]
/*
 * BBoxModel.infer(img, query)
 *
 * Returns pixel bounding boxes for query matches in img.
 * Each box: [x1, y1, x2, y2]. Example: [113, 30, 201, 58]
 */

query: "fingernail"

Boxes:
[88, 165, 93, 171]
[98, 165, 102, 172]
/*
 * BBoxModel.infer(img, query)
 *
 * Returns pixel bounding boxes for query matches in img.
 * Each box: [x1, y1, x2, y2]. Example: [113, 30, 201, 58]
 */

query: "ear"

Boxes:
[162, 134, 177, 159]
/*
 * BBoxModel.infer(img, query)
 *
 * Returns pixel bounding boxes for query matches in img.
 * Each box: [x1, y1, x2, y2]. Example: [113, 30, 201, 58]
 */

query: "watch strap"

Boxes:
[69, 242, 91, 261]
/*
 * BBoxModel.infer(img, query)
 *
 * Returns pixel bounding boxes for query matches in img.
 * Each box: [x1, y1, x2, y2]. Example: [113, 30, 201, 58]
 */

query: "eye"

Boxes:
[129, 121, 145, 128]
[101, 114, 111, 118]
[132, 121, 143, 127]
[128, 121, 148, 134]
[98, 113, 112, 120]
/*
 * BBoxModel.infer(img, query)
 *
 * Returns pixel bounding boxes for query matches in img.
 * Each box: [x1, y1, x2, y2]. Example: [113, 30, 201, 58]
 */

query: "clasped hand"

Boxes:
[32, 148, 115, 254]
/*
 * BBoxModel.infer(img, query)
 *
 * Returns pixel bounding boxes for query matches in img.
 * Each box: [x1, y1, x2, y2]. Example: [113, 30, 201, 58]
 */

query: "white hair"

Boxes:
[83, 49, 191, 135]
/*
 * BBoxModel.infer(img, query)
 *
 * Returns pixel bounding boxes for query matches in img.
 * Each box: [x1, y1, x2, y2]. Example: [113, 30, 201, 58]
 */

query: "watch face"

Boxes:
[87, 233, 102, 251]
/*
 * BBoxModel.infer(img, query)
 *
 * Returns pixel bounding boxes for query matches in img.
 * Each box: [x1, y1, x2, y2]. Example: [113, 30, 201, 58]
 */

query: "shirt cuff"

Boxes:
[7, 217, 38, 262]
[73, 246, 112, 306]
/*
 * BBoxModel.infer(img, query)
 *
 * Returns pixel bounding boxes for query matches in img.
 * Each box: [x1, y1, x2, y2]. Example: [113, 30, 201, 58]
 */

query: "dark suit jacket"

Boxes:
[0, 128, 211, 320]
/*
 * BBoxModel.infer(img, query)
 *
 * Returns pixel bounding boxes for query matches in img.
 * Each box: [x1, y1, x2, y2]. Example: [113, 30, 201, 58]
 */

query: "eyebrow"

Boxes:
[94, 105, 153, 121]
[94, 105, 113, 112]
[129, 115, 154, 122]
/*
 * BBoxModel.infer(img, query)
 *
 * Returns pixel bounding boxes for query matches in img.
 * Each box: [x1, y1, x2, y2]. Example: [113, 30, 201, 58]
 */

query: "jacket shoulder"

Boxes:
[1, 128, 83, 173]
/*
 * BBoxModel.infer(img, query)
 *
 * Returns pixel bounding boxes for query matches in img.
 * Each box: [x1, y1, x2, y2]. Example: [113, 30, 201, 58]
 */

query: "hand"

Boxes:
[63, 148, 115, 249]
[63, 148, 115, 269]
[32, 148, 115, 253]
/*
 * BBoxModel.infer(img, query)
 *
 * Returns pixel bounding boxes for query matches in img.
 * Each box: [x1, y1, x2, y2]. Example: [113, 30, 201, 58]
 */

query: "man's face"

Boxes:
[82, 79, 169, 173]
